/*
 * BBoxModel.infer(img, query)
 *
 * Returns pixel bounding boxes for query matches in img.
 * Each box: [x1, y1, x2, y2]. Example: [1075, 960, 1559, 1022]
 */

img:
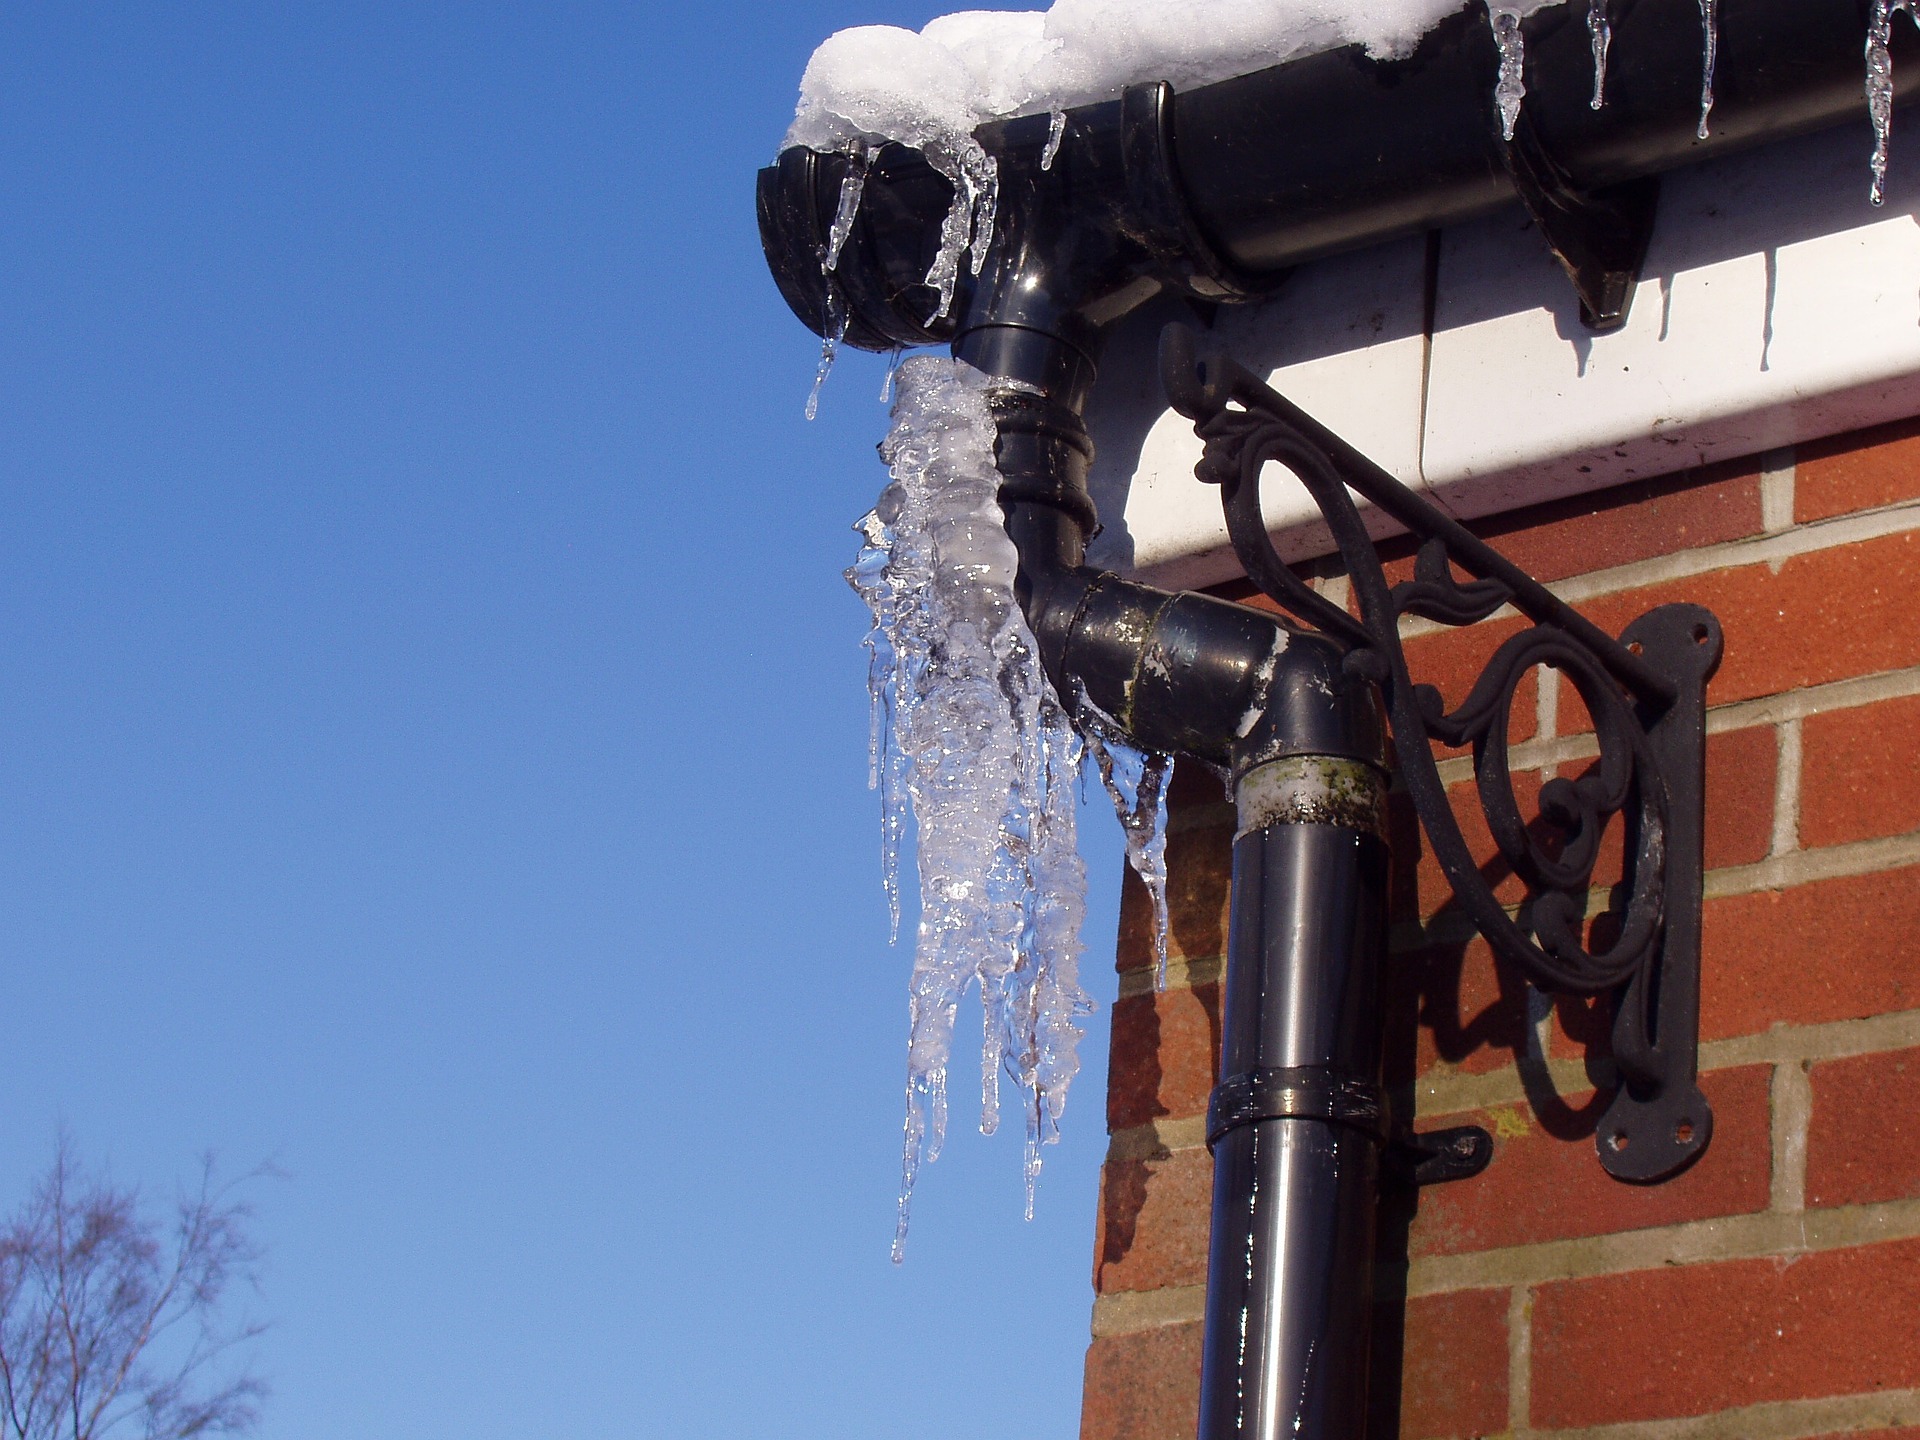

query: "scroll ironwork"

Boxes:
[1159, 322, 1720, 1182]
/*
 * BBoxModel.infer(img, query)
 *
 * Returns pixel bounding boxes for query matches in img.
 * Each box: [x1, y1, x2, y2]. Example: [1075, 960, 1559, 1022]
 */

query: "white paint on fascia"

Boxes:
[1094, 118, 1920, 589]
[1422, 118, 1920, 504]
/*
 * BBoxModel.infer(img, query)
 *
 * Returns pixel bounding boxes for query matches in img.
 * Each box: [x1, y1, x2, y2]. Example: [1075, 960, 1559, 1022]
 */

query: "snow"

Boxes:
[785, 1, 1556, 161]
[846, 356, 1092, 1259]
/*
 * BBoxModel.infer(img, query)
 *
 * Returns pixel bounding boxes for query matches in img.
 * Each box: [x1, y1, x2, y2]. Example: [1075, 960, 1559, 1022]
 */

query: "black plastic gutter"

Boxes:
[762, 0, 1918, 356]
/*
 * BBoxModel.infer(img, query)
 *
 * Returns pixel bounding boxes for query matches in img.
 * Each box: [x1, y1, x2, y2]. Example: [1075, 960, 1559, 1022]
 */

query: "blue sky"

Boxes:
[0, 5, 1128, 1437]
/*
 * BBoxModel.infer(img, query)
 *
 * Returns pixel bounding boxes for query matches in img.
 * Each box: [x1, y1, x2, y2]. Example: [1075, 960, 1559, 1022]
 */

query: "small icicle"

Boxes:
[1588, 0, 1612, 111]
[1868, 0, 1913, 206]
[920, 139, 1001, 320]
[1078, 698, 1174, 992]
[1041, 109, 1067, 171]
[822, 145, 870, 276]
[965, 147, 999, 278]
[878, 345, 903, 405]
[804, 280, 848, 421]
[1488, 6, 1527, 143]
[1696, 0, 1720, 140]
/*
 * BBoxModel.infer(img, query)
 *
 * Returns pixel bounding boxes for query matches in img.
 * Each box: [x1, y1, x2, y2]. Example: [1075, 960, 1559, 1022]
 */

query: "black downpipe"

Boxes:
[758, 5, 1903, 1436]
[1205, 796, 1391, 1440]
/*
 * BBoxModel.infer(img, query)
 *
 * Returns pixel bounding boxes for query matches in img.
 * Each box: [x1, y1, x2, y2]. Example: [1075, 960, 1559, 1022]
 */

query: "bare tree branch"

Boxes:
[0, 1142, 268, 1440]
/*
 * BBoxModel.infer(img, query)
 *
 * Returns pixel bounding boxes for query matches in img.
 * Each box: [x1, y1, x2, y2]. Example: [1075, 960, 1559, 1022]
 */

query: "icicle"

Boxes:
[1041, 109, 1067, 171]
[1588, 0, 1612, 111]
[1869, 0, 1914, 206]
[966, 149, 999, 276]
[822, 144, 870, 276]
[921, 139, 1000, 321]
[1696, 0, 1719, 139]
[847, 507, 910, 937]
[1079, 707, 1174, 991]
[804, 280, 848, 421]
[1488, 6, 1527, 143]
[848, 358, 1091, 1261]
[879, 345, 903, 405]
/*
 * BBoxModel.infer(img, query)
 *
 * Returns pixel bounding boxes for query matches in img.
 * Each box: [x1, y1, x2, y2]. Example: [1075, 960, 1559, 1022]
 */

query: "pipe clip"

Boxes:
[1206, 1066, 1387, 1150]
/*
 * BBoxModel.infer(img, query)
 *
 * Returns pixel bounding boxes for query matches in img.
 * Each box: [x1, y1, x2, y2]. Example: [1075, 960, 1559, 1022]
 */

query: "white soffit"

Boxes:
[1091, 117, 1920, 591]
[1084, 234, 1431, 588]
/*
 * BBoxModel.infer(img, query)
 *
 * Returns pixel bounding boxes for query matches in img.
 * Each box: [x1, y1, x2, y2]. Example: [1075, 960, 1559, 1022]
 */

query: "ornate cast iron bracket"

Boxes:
[1159, 323, 1719, 1183]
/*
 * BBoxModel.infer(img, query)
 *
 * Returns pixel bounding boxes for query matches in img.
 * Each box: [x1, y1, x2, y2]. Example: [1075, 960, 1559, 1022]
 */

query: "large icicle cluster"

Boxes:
[847, 357, 1094, 1261]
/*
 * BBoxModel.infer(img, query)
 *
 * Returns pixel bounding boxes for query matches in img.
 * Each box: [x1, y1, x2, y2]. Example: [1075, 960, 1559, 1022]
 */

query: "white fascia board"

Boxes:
[1090, 118, 1920, 590]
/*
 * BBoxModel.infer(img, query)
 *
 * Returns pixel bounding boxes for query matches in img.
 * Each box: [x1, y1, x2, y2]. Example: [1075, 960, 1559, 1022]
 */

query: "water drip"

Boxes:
[804, 280, 848, 420]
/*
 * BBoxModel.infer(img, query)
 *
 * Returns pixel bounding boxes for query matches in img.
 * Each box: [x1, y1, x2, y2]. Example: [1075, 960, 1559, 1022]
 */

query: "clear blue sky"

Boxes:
[0, 5, 1129, 1437]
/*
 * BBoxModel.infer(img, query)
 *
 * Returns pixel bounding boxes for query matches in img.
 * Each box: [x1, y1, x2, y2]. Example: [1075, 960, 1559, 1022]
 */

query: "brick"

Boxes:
[1391, 459, 1763, 587]
[1411, 771, 1545, 918]
[1080, 1323, 1202, 1440]
[1504, 716, 1773, 865]
[1569, 531, 1920, 708]
[1530, 1237, 1920, 1428]
[1407, 1065, 1771, 1257]
[1222, 460, 1759, 609]
[1399, 615, 1539, 752]
[1808, 1046, 1920, 1209]
[1803, 1431, 1920, 1440]
[1118, 821, 1233, 975]
[1797, 414, 1920, 524]
[1700, 866, 1920, 1042]
[1704, 724, 1778, 869]
[1108, 982, 1220, 1131]
[1801, 693, 1920, 850]
[1094, 1147, 1212, 1294]
[1166, 753, 1229, 810]
[1385, 933, 1531, 1085]
[1397, 1288, 1510, 1440]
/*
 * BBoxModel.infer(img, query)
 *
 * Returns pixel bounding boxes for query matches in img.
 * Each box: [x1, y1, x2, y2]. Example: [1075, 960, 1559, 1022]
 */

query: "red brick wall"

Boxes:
[1080, 418, 1920, 1440]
